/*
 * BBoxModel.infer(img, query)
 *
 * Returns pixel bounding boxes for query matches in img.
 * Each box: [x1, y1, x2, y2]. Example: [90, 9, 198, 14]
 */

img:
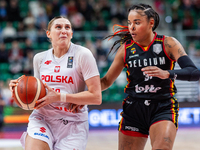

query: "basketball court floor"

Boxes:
[0, 128, 200, 150]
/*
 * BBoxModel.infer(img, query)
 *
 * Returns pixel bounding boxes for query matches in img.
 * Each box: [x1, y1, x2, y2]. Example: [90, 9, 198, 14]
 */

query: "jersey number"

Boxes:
[143, 72, 152, 81]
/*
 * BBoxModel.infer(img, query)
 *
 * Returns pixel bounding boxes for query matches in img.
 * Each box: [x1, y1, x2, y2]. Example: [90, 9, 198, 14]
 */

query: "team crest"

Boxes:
[131, 48, 136, 54]
[54, 66, 60, 73]
[67, 57, 73, 68]
[153, 44, 162, 54]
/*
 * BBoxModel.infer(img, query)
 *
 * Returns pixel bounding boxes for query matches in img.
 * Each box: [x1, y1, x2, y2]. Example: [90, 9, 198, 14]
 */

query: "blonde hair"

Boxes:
[47, 16, 72, 31]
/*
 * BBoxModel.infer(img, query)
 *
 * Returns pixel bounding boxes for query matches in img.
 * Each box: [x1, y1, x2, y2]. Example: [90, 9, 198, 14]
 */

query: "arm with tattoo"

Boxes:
[164, 36, 200, 81]
[164, 36, 186, 61]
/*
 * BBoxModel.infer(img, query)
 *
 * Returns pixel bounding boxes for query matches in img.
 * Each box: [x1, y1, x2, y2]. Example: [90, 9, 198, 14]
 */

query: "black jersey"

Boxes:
[124, 33, 177, 100]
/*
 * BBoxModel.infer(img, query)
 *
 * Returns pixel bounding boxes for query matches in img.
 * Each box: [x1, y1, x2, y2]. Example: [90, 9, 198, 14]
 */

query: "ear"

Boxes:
[149, 18, 155, 29]
[70, 31, 73, 39]
[46, 30, 51, 39]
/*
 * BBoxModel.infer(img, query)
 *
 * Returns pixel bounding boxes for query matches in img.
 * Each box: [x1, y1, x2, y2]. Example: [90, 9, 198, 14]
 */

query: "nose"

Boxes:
[130, 24, 135, 31]
[61, 28, 67, 34]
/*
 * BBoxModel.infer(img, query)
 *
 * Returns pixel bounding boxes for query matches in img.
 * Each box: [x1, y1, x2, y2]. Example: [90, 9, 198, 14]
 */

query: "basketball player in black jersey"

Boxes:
[101, 3, 200, 150]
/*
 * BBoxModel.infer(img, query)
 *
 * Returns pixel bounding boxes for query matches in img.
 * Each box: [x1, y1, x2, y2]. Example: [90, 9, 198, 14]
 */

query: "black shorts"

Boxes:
[118, 96, 179, 138]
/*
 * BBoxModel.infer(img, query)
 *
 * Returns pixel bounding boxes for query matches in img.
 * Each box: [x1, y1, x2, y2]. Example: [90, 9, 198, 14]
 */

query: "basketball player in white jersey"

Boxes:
[9, 16, 102, 150]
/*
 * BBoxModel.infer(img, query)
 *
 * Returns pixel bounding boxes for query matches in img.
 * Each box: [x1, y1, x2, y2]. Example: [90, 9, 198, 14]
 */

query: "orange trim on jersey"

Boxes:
[126, 40, 134, 48]
[143, 46, 148, 51]
[169, 60, 176, 97]
[121, 130, 148, 138]
[124, 60, 128, 68]
[122, 96, 129, 106]
[163, 35, 176, 62]
[170, 80, 175, 97]
[162, 35, 176, 97]
[155, 37, 163, 42]
[170, 97, 179, 129]
[118, 117, 124, 131]
[125, 70, 131, 93]
[126, 70, 130, 76]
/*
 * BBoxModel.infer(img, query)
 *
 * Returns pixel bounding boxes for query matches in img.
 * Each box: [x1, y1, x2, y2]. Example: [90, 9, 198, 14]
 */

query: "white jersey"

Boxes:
[32, 42, 99, 121]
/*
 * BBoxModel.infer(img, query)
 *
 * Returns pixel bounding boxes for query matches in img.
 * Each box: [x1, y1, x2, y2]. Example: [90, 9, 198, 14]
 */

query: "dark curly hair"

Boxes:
[105, 3, 160, 55]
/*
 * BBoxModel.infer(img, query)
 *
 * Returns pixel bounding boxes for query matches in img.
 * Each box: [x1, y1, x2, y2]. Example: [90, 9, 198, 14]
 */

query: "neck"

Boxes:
[53, 42, 71, 58]
[137, 32, 155, 47]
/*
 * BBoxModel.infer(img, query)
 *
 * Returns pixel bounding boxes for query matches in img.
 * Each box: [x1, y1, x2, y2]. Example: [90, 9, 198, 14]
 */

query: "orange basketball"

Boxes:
[13, 76, 46, 110]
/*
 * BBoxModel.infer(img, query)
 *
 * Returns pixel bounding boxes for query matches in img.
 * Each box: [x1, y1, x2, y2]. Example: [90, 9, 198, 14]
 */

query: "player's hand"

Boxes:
[68, 103, 84, 113]
[141, 66, 170, 79]
[9, 75, 26, 97]
[35, 83, 59, 109]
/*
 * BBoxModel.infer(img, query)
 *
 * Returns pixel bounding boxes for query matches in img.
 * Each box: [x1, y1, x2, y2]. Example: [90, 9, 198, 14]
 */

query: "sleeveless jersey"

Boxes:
[124, 33, 177, 100]
[32, 42, 99, 121]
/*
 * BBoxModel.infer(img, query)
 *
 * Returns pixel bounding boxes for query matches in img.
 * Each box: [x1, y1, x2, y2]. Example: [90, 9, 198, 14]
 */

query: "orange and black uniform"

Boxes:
[119, 33, 179, 137]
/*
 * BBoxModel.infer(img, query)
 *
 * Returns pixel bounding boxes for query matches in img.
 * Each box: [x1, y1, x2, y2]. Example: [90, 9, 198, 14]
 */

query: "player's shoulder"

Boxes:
[164, 35, 178, 42]
[163, 36, 181, 47]
[33, 49, 50, 62]
[73, 43, 93, 56]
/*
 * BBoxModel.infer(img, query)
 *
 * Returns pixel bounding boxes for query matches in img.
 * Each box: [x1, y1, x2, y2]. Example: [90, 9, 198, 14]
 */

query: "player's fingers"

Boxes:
[35, 101, 45, 109]
[9, 81, 17, 91]
[17, 75, 25, 81]
[141, 66, 158, 71]
[68, 103, 73, 112]
[71, 104, 78, 113]
[44, 83, 53, 91]
[36, 97, 45, 104]
[79, 105, 84, 109]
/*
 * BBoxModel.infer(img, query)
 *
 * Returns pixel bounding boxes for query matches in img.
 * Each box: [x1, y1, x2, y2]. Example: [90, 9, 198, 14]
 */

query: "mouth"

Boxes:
[131, 33, 136, 38]
[60, 36, 67, 39]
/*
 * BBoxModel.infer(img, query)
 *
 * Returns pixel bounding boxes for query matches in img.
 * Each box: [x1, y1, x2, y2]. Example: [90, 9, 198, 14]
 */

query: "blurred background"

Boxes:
[0, 0, 200, 149]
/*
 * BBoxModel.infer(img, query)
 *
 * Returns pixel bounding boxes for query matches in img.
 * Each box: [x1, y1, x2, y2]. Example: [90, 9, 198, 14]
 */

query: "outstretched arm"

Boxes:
[101, 44, 125, 91]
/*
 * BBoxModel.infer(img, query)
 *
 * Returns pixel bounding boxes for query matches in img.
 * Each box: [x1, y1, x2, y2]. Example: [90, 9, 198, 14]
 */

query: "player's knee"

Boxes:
[152, 142, 172, 150]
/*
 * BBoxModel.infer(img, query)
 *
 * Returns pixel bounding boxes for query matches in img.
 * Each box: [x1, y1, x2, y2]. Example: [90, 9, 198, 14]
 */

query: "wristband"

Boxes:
[168, 55, 200, 81]
[60, 93, 66, 102]
[168, 71, 177, 79]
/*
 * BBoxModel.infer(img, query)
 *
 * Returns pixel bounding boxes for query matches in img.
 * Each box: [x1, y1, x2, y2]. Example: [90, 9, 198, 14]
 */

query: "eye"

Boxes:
[135, 22, 140, 25]
[65, 25, 71, 29]
[56, 25, 61, 29]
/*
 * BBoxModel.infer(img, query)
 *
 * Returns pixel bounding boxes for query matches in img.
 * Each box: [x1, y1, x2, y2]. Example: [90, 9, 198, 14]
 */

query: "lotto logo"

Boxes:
[40, 127, 46, 133]
[135, 84, 161, 93]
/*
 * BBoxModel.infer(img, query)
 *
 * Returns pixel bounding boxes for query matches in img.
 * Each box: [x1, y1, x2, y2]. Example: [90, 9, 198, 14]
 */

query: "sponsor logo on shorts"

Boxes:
[59, 118, 68, 125]
[144, 100, 151, 106]
[34, 132, 49, 139]
[125, 126, 139, 132]
[40, 127, 46, 133]
[126, 100, 132, 104]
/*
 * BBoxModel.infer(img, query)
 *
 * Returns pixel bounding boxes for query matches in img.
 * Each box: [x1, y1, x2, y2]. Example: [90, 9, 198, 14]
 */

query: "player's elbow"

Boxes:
[94, 92, 102, 105]
[188, 69, 200, 81]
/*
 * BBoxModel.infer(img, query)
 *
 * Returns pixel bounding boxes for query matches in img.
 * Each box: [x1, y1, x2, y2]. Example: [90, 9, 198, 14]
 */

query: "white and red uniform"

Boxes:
[20, 42, 99, 150]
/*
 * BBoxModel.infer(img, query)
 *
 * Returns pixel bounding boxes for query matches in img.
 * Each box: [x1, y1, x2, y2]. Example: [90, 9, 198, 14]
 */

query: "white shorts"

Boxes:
[20, 113, 89, 150]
